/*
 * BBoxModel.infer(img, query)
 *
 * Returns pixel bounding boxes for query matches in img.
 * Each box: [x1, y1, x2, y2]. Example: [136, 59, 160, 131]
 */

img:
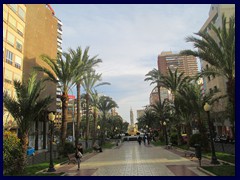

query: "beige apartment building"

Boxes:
[24, 4, 63, 149]
[3, 4, 26, 130]
[149, 51, 198, 105]
[3, 4, 63, 149]
[199, 4, 235, 137]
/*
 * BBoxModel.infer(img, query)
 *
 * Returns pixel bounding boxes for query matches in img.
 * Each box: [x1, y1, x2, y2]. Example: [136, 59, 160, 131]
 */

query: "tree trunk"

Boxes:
[92, 108, 97, 145]
[85, 93, 90, 149]
[75, 83, 81, 147]
[186, 122, 192, 147]
[34, 119, 39, 150]
[157, 84, 161, 106]
[61, 93, 69, 146]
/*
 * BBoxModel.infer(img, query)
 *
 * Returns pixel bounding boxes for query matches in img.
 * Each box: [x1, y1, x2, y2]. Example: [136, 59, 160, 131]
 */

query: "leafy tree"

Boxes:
[3, 131, 22, 175]
[3, 72, 53, 171]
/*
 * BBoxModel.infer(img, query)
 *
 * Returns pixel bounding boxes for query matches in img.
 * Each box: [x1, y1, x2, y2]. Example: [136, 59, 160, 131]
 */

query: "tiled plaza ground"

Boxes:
[52, 141, 212, 176]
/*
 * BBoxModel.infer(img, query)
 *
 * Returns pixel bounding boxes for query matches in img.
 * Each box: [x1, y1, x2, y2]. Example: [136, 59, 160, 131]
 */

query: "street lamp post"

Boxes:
[163, 121, 168, 146]
[97, 125, 101, 145]
[204, 103, 220, 164]
[48, 112, 56, 172]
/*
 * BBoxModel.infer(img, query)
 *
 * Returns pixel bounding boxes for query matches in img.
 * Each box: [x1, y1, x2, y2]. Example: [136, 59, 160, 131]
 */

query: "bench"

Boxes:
[184, 147, 195, 158]
[166, 143, 172, 149]
[67, 153, 76, 164]
[93, 146, 102, 152]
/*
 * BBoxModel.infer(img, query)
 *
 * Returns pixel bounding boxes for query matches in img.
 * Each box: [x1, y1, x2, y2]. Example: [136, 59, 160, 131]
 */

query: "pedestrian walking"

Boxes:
[75, 143, 83, 170]
[137, 135, 142, 145]
[143, 134, 147, 145]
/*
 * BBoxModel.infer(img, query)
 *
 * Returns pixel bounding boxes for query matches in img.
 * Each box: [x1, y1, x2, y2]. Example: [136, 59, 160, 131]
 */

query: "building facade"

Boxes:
[3, 4, 26, 130]
[199, 4, 235, 137]
[158, 51, 198, 77]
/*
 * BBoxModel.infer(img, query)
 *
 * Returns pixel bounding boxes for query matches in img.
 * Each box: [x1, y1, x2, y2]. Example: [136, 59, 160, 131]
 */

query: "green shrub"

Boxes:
[170, 132, 178, 145]
[58, 142, 75, 157]
[189, 133, 209, 150]
[3, 131, 24, 175]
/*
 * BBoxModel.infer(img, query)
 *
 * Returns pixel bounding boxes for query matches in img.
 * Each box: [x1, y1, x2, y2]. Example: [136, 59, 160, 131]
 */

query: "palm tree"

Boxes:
[160, 68, 190, 101]
[91, 90, 100, 145]
[180, 15, 235, 125]
[82, 71, 110, 148]
[175, 82, 227, 147]
[97, 96, 118, 144]
[68, 46, 102, 146]
[34, 52, 81, 145]
[3, 72, 53, 172]
[145, 68, 163, 105]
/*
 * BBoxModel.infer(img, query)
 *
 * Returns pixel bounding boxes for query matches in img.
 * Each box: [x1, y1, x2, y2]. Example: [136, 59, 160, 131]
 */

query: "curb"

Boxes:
[197, 166, 216, 176]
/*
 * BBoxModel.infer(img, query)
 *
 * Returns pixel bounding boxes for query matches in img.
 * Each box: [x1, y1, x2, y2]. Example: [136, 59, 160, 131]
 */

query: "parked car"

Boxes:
[27, 146, 35, 156]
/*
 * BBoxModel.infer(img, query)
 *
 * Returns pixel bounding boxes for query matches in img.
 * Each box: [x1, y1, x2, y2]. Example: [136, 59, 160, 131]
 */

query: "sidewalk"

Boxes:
[44, 142, 219, 176]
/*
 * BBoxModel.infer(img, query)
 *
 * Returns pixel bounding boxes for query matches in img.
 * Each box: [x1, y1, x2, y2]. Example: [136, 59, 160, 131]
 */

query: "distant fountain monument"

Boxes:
[127, 108, 138, 135]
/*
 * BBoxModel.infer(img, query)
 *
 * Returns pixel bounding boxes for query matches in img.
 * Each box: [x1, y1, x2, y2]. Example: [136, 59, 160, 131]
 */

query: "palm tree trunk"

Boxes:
[186, 122, 192, 147]
[34, 119, 39, 150]
[157, 84, 161, 106]
[92, 108, 97, 145]
[75, 83, 81, 147]
[85, 93, 90, 148]
[18, 131, 29, 172]
[61, 93, 69, 145]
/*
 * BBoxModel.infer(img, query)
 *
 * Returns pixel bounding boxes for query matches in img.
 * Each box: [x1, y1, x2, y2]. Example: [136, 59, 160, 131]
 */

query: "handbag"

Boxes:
[77, 151, 83, 158]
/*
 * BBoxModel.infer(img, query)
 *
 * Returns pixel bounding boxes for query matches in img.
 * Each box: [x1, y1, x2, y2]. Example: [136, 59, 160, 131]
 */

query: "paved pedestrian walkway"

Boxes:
[52, 141, 213, 176]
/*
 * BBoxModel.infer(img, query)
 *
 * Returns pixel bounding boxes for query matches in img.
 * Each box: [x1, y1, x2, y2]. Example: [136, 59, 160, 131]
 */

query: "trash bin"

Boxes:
[194, 144, 202, 166]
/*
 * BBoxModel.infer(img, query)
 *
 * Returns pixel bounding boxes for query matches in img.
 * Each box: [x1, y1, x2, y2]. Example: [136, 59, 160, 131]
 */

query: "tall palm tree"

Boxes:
[34, 52, 81, 145]
[97, 96, 118, 144]
[68, 46, 102, 146]
[3, 72, 53, 171]
[180, 15, 235, 123]
[82, 71, 110, 148]
[91, 90, 100, 145]
[145, 68, 163, 105]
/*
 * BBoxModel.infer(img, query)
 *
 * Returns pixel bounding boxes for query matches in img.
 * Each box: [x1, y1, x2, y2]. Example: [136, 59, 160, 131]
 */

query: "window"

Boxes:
[14, 73, 21, 82]
[16, 39, 23, 52]
[6, 50, 13, 65]
[9, 15, 17, 30]
[9, 4, 18, 13]
[214, 86, 218, 92]
[18, 7, 25, 21]
[5, 69, 13, 84]
[15, 55, 22, 69]
[17, 23, 24, 36]
[7, 32, 15, 46]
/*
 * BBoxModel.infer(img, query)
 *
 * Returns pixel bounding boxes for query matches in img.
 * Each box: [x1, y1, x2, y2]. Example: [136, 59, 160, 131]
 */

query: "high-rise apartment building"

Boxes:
[199, 4, 235, 137]
[149, 51, 197, 105]
[23, 4, 62, 148]
[158, 51, 198, 77]
[3, 4, 26, 130]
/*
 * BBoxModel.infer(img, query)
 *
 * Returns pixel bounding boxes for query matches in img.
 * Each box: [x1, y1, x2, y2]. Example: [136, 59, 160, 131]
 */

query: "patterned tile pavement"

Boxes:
[52, 141, 213, 176]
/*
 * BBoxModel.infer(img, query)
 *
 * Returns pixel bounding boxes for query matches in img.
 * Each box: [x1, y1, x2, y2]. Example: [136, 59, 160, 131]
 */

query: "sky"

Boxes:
[51, 4, 211, 123]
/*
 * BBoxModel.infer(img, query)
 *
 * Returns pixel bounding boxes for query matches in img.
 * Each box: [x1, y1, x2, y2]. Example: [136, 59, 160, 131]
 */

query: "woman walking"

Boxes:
[75, 143, 83, 170]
